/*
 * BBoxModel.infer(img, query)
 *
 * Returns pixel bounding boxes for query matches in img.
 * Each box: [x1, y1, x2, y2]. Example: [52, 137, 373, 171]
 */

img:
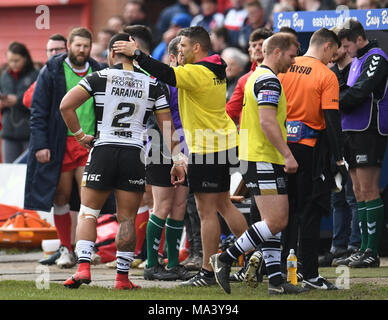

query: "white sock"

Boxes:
[231, 220, 273, 256]
[76, 240, 95, 263]
[262, 232, 282, 282]
[116, 251, 135, 274]
[308, 276, 320, 282]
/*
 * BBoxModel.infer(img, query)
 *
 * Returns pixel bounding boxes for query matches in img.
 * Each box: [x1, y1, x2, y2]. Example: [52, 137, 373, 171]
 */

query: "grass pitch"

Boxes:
[0, 266, 388, 300]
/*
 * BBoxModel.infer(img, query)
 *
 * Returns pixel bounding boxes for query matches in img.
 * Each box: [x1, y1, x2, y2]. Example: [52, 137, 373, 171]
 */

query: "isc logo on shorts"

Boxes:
[87, 174, 101, 182]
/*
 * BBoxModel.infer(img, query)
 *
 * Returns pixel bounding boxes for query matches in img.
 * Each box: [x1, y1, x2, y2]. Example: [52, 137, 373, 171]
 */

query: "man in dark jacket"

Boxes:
[24, 27, 103, 268]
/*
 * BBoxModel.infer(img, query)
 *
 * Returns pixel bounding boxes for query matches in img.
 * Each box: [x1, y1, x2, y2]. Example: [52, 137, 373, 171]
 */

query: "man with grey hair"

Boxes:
[221, 47, 249, 102]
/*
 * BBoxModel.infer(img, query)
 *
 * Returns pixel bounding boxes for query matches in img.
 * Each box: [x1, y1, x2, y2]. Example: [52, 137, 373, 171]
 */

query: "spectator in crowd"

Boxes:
[298, 0, 336, 11]
[210, 26, 229, 55]
[226, 28, 273, 124]
[153, 12, 192, 62]
[221, 47, 249, 102]
[90, 42, 108, 64]
[156, 0, 199, 34]
[113, 25, 248, 287]
[0, 42, 39, 163]
[144, 36, 191, 282]
[281, 0, 299, 10]
[97, 28, 116, 52]
[218, 0, 233, 13]
[190, 0, 224, 32]
[123, 0, 146, 26]
[335, 0, 356, 8]
[123, 0, 161, 49]
[337, 20, 388, 268]
[24, 27, 103, 269]
[356, 0, 378, 9]
[237, 0, 267, 53]
[278, 28, 346, 290]
[106, 15, 125, 33]
[265, 2, 295, 30]
[319, 30, 360, 267]
[260, 0, 277, 24]
[94, 28, 116, 64]
[223, 0, 248, 47]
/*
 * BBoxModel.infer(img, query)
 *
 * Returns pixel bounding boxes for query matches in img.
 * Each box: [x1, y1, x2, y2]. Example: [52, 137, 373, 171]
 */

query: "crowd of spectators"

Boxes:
[0, 0, 386, 163]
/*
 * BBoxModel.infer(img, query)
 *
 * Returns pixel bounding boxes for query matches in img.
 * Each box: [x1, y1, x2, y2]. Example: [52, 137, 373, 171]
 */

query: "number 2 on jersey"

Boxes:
[111, 103, 135, 128]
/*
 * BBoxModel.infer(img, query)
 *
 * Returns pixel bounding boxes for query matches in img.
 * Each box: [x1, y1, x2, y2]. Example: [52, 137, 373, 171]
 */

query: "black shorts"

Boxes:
[187, 147, 239, 193]
[146, 162, 188, 187]
[83, 145, 145, 192]
[343, 131, 387, 169]
[241, 161, 288, 196]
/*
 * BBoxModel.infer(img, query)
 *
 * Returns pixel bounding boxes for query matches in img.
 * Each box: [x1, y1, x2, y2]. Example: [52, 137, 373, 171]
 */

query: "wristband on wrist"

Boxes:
[173, 162, 185, 167]
[72, 128, 83, 136]
[172, 152, 185, 163]
[77, 134, 86, 142]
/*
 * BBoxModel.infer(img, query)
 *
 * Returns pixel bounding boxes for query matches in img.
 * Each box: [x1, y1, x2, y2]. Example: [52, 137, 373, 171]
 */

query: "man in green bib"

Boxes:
[24, 27, 103, 268]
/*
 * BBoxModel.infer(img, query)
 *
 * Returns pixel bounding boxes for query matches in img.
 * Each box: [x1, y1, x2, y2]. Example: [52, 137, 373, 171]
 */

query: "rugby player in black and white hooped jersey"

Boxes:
[60, 32, 185, 290]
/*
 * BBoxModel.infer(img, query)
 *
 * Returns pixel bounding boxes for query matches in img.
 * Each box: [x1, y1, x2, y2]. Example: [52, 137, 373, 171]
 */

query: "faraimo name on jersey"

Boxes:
[111, 86, 144, 98]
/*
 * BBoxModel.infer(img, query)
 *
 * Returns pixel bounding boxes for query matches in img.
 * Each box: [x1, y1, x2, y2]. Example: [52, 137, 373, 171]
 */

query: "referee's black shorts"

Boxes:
[187, 147, 239, 193]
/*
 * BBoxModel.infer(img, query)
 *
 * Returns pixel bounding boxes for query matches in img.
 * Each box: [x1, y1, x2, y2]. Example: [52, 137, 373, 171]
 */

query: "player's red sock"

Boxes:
[54, 212, 72, 252]
[135, 206, 149, 256]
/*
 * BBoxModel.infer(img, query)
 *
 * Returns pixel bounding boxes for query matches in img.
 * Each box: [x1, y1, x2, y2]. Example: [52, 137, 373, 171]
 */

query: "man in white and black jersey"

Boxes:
[60, 32, 185, 290]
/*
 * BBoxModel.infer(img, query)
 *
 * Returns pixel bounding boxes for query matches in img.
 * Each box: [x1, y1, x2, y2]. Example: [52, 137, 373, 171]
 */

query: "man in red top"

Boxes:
[226, 28, 272, 124]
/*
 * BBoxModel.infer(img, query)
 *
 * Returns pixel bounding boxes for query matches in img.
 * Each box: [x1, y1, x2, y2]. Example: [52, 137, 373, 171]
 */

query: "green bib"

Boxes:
[63, 61, 95, 136]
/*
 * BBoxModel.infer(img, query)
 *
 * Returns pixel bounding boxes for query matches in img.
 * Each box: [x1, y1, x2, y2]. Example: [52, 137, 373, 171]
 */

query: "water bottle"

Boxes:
[287, 249, 297, 285]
